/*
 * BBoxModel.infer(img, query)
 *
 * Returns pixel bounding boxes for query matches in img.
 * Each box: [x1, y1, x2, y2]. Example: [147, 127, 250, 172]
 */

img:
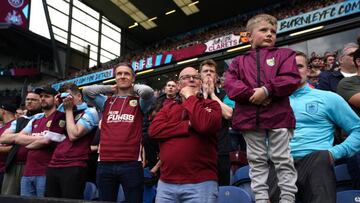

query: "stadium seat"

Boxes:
[83, 182, 98, 200]
[335, 164, 353, 192]
[233, 165, 250, 184]
[336, 190, 360, 203]
[218, 186, 252, 203]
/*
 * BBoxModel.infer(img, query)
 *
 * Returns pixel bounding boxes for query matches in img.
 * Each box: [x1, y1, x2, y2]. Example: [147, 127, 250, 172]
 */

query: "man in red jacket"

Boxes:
[149, 67, 222, 203]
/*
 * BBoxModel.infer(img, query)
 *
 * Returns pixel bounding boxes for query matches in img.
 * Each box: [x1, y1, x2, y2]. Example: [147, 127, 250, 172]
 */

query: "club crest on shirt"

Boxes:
[75, 114, 82, 121]
[266, 57, 275, 67]
[59, 120, 66, 128]
[129, 100, 138, 107]
[46, 120, 52, 128]
[306, 102, 318, 114]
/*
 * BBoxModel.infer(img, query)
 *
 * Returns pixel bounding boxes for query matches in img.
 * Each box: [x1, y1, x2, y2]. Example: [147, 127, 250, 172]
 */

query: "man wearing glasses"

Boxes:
[149, 67, 222, 203]
[318, 43, 358, 92]
[0, 91, 42, 195]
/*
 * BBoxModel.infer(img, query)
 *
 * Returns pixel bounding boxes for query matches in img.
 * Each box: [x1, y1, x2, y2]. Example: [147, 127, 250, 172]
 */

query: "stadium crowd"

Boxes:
[56, 0, 344, 82]
[0, 5, 360, 203]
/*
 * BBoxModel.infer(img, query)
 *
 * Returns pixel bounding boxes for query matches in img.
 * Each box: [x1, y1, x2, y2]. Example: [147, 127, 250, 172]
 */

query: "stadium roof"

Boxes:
[81, 0, 284, 44]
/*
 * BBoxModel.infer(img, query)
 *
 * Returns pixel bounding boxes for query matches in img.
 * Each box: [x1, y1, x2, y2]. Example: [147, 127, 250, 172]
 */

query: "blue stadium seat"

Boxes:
[335, 164, 353, 192]
[218, 186, 252, 203]
[232, 165, 254, 202]
[83, 182, 98, 200]
[233, 165, 250, 184]
[336, 190, 360, 203]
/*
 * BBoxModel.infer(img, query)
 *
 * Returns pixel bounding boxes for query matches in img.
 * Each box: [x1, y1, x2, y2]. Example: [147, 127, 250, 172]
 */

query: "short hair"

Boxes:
[338, 43, 359, 59]
[246, 14, 277, 33]
[354, 48, 360, 67]
[114, 62, 135, 76]
[324, 54, 335, 63]
[59, 83, 80, 94]
[199, 59, 217, 72]
[165, 78, 177, 85]
[295, 51, 308, 64]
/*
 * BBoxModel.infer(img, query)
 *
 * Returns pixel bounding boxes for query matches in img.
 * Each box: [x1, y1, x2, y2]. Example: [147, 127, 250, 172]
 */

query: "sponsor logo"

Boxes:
[266, 57, 275, 67]
[31, 131, 47, 137]
[8, 0, 24, 8]
[107, 111, 134, 123]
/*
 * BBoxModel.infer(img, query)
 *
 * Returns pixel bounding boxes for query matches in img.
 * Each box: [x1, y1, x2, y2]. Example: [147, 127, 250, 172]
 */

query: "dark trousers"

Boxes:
[268, 150, 336, 203]
[45, 166, 87, 199]
[0, 172, 3, 192]
[218, 155, 230, 186]
[96, 161, 144, 203]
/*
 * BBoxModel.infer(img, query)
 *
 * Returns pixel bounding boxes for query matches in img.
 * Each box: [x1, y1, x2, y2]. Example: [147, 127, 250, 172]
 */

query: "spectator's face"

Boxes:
[62, 90, 82, 106]
[0, 108, 4, 121]
[249, 21, 276, 48]
[200, 65, 217, 84]
[340, 47, 357, 69]
[178, 67, 202, 90]
[356, 58, 360, 68]
[296, 55, 309, 85]
[25, 93, 41, 112]
[311, 58, 322, 68]
[15, 109, 24, 118]
[326, 56, 335, 66]
[40, 93, 56, 111]
[164, 81, 178, 99]
[115, 66, 135, 90]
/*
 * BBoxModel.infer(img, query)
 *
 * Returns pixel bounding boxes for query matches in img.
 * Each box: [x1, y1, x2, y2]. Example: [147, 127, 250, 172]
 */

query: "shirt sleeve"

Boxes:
[337, 78, 360, 101]
[8, 120, 17, 132]
[77, 108, 100, 131]
[224, 57, 254, 103]
[223, 95, 235, 108]
[326, 93, 360, 160]
[263, 50, 301, 97]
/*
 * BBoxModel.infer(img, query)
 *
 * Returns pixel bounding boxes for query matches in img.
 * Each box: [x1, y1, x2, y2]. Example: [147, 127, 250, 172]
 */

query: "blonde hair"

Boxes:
[246, 14, 277, 33]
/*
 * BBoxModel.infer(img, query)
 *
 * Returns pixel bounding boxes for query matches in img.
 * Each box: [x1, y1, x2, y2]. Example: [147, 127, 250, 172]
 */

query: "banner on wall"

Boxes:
[131, 43, 207, 71]
[52, 69, 113, 90]
[277, 0, 360, 34]
[205, 34, 241, 53]
[0, 0, 30, 29]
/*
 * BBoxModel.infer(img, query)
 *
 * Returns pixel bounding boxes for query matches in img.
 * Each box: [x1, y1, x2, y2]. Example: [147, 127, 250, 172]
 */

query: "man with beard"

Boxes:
[0, 91, 42, 195]
[12, 87, 65, 197]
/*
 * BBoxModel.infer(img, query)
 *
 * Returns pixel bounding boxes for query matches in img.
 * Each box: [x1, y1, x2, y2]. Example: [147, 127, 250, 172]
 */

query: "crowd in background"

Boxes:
[59, 0, 343, 82]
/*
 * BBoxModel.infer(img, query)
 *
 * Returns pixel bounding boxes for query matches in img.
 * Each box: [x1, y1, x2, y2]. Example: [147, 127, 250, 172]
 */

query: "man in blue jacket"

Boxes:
[268, 51, 360, 203]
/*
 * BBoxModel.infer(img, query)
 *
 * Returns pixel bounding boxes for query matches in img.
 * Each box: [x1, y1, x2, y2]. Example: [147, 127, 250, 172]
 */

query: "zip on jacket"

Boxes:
[255, 48, 261, 129]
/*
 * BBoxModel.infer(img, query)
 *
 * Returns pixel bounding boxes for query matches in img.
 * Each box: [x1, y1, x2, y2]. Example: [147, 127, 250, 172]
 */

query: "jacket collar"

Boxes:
[291, 84, 312, 97]
[244, 46, 278, 55]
